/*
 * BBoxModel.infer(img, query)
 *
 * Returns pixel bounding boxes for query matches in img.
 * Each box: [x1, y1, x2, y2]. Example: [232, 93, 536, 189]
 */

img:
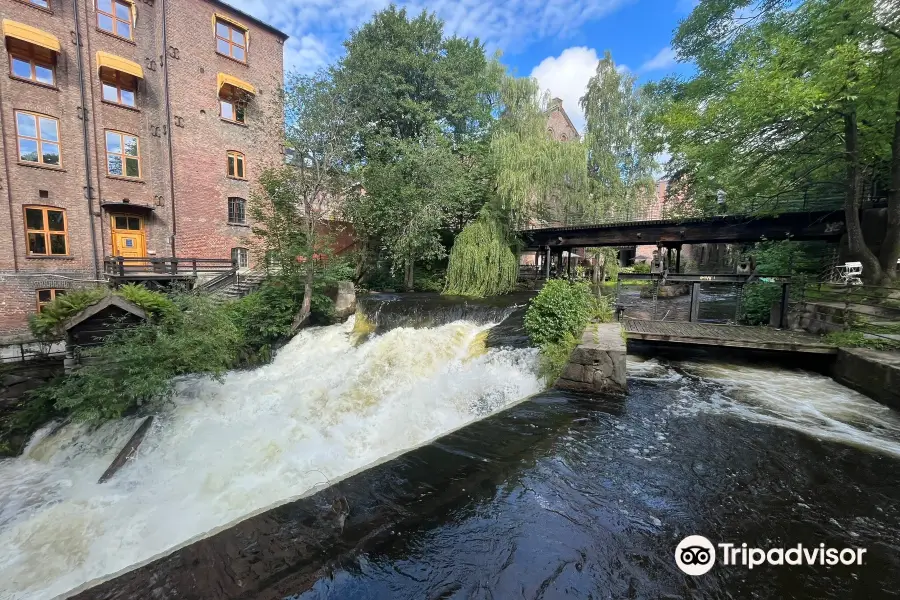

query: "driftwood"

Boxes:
[98, 416, 154, 484]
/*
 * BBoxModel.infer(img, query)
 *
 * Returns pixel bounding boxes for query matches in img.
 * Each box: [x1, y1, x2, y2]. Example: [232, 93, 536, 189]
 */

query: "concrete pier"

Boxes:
[556, 323, 627, 396]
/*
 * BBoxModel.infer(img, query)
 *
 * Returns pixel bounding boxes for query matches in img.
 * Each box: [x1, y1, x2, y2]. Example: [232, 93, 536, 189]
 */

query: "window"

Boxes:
[36, 289, 66, 312]
[25, 206, 68, 256]
[8, 39, 55, 86]
[97, 0, 132, 40]
[105, 131, 141, 178]
[219, 87, 246, 124]
[215, 19, 247, 62]
[101, 70, 137, 107]
[228, 197, 246, 224]
[231, 247, 248, 268]
[27, 0, 50, 7]
[15, 112, 60, 166]
[227, 151, 245, 179]
[113, 215, 142, 230]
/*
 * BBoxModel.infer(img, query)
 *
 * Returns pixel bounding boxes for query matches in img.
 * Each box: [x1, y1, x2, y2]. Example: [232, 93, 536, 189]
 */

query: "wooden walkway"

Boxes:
[622, 319, 836, 354]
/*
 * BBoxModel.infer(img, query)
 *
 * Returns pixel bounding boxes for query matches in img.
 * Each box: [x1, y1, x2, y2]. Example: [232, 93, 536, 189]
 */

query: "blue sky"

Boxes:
[227, 0, 697, 132]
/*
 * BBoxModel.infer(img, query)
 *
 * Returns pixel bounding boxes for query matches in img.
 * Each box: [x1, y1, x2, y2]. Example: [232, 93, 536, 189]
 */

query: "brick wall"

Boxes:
[0, 0, 286, 337]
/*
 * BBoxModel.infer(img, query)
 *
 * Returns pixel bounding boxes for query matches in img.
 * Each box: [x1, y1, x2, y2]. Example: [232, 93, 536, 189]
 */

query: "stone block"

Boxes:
[555, 323, 627, 397]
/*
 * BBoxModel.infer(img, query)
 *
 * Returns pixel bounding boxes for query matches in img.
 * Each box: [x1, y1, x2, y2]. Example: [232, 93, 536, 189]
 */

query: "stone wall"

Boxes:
[556, 323, 627, 396]
[832, 348, 900, 410]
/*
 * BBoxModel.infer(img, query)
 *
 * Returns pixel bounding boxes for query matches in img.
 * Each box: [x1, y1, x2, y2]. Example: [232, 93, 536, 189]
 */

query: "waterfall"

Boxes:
[0, 316, 541, 600]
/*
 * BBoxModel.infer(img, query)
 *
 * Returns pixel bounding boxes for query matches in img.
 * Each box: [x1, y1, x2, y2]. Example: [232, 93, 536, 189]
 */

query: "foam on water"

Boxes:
[669, 360, 900, 458]
[0, 318, 541, 600]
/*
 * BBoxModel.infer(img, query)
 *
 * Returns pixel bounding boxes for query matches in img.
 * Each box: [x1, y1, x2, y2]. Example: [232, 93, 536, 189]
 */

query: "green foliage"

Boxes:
[646, 0, 900, 280]
[29, 288, 107, 340]
[31, 294, 243, 422]
[537, 332, 579, 386]
[443, 214, 518, 297]
[524, 279, 596, 347]
[228, 279, 300, 353]
[826, 330, 900, 351]
[741, 283, 782, 326]
[117, 283, 176, 317]
[579, 51, 657, 220]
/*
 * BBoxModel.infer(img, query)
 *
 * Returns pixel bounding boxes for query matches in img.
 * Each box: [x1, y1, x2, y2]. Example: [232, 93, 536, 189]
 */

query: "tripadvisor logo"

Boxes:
[675, 535, 867, 576]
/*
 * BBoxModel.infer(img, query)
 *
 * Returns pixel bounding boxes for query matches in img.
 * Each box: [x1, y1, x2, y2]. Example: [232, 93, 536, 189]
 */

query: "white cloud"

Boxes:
[283, 35, 330, 74]
[639, 46, 677, 73]
[225, 0, 628, 75]
[530, 47, 602, 134]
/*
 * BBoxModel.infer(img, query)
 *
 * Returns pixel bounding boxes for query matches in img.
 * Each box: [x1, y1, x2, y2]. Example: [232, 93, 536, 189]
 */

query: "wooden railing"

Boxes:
[103, 257, 237, 279]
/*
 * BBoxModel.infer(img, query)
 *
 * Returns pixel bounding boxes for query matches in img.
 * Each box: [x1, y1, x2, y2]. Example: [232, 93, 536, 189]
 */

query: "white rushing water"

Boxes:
[629, 357, 900, 458]
[0, 318, 541, 600]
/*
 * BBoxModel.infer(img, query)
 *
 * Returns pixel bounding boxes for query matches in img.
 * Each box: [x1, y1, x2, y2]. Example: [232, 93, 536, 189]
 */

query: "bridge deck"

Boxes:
[622, 319, 836, 354]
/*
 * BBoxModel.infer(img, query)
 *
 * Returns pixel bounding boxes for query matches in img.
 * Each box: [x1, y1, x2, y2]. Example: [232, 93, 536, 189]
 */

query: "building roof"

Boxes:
[64, 296, 148, 332]
[208, 0, 289, 41]
[547, 97, 580, 141]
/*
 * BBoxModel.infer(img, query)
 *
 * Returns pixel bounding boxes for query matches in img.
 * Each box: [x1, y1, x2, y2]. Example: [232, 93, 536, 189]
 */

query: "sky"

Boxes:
[226, 0, 698, 134]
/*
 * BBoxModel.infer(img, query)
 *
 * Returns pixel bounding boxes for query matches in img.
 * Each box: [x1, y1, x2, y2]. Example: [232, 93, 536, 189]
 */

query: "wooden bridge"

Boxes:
[622, 318, 836, 354]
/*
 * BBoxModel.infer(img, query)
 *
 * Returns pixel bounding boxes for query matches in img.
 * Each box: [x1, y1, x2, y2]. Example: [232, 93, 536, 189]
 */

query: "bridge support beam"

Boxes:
[544, 247, 551, 280]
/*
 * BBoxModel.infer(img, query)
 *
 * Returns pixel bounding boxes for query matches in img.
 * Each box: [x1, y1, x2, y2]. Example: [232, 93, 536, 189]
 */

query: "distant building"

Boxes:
[0, 0, 287, 339]
[546, 97, 579, 142]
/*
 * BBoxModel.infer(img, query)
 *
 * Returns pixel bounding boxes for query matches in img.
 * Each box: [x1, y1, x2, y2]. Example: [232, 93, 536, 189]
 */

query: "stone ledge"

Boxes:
[556, 322, 627, 396]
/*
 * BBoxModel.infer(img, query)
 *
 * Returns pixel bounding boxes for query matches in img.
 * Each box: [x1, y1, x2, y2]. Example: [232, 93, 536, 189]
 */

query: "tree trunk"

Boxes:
[843, 111, 882, 284]
[291, 266, 314, 333]
[878, 91, 900, 282]
[404, 260, 414, 291]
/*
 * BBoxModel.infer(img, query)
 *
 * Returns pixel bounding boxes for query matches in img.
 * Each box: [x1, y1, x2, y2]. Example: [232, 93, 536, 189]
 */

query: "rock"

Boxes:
[327, 281, 357, 321]
[555, 323, 627, 397]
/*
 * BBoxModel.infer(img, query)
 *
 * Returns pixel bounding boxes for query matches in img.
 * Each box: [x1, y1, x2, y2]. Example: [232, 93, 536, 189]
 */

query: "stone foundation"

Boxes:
[556, 323, 627, 396]
[832, 348, 900, 410]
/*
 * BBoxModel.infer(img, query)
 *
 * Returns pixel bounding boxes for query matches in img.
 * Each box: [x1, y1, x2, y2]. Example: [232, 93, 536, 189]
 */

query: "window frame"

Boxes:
[96, 0, 133, 41]
[219, 87, 247, 124]
[26, 0, 51, 8]
[36, 288, 66, 312]
[226, 151, 246, 180]
[215, 19, 247, 63]
[8, 40, 56, 87]
[104, 129, 142, 179]
[227, 196, 246, 225]
[100, 69, 137, 108]
[24, 205, 68, 257]
[15, 111, 61, 167]
[231, 246, 249, 268]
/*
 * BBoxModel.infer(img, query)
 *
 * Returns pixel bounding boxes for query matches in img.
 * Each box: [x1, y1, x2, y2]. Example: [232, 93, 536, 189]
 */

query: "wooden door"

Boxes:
[110, 214, 146, 257]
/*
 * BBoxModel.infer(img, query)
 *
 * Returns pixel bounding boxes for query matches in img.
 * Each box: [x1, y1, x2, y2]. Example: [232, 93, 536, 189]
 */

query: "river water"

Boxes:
[2, 296, 900, 599]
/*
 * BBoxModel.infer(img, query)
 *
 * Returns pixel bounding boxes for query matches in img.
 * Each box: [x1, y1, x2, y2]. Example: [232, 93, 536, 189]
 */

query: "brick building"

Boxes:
[0, 0, 286, 339]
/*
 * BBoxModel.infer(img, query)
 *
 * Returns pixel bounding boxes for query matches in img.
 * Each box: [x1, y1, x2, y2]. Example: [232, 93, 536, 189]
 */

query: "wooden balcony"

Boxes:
[103, 257, 237, 285]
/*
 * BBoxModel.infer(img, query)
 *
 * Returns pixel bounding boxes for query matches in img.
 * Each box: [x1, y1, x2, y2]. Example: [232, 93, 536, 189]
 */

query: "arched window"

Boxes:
[227, 151, 245, 179]
[560, 133, 568, 141]
[227, 197, 246, 224]
[231, 247, 249, 268]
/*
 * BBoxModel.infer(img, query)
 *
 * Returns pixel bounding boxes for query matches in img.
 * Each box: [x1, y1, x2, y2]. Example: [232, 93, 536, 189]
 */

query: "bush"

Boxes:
[31, 294, 243, 422]
[525, 279, 596, 347]
[537, 332, 579, 385]
[117, 283, 176, 317]
[741, 282, 781, 325]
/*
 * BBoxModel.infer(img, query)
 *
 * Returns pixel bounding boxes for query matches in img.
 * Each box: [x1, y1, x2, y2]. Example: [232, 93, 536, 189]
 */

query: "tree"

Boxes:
[334, 6, 498, 286]
[263, 72, 358, 328]
[647, 0, 900, 282]
[580, 51, 657, 220]
[443, 74, 589, 296]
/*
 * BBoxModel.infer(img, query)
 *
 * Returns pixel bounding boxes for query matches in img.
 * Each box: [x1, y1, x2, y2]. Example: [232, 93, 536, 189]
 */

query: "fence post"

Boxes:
[192, 259, 197, 276]
[171, 258, 179, 275]
[780, 282, 791, 329]
[118, 257, 124, 277]
[689, 282, 701, 322]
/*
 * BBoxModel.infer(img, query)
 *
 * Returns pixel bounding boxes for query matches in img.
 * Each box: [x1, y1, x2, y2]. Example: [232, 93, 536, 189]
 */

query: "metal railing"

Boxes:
[794, 282, 900, 346]
[519, 192, 866, 231]
[103, 257, 237, 279]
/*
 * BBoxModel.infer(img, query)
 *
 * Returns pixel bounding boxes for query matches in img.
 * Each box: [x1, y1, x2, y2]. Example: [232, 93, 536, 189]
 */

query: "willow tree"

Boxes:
[444, 74, 589, 296]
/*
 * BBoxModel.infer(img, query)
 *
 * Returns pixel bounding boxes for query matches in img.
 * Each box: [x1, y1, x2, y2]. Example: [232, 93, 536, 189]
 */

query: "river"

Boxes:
[1, 296, 899, 599]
